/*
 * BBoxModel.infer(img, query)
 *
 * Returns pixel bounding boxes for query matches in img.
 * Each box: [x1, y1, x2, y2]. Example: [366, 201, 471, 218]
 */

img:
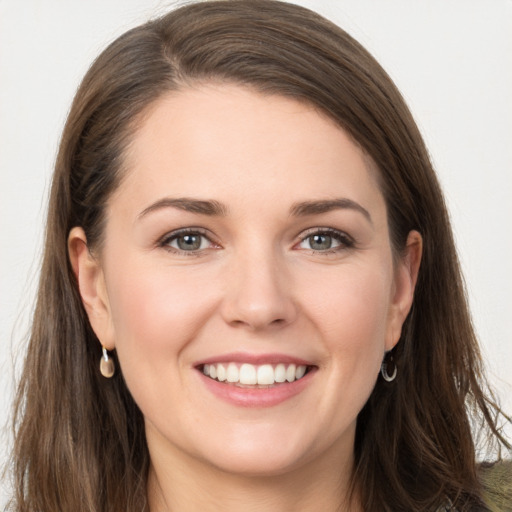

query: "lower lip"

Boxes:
[198, 370, 315, 408]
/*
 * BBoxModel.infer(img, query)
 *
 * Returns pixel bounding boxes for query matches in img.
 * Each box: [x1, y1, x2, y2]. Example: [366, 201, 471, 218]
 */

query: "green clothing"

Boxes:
[481, 460, 512, 512]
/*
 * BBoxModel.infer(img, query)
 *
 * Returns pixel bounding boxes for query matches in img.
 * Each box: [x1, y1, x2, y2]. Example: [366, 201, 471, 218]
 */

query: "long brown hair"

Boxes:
[9, 1, 510, 511]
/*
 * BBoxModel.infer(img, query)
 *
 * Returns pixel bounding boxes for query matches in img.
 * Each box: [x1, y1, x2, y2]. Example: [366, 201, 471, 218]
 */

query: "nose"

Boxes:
[220, 249, 297, 331]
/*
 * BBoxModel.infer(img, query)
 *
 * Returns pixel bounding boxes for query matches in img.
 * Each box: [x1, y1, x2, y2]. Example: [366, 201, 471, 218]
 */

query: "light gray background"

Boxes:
[1, 0, 511, 501]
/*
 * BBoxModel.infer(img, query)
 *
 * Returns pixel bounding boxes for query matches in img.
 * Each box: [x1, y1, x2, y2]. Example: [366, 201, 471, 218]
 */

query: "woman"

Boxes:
[8, 1, 511, 511]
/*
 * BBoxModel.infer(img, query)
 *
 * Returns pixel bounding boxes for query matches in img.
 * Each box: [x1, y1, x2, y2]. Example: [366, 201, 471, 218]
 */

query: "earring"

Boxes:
[100, 346, 115, 378]
[381, 353, 397, 382]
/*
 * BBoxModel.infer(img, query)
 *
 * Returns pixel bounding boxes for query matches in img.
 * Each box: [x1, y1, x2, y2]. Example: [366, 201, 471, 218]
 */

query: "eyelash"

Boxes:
[295, 227, 355, 254]
[158, 228, 217, 256]
[157, 227, 355, 256]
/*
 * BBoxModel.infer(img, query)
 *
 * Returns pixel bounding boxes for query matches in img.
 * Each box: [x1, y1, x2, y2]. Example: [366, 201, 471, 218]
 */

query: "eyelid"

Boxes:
[294, 227, 355, 251]
[156, 226, 354, 255]
[158, 227, 220, 254]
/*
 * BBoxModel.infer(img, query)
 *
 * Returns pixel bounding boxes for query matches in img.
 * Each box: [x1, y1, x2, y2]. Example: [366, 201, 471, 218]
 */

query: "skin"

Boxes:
[69, 84, 422, 511]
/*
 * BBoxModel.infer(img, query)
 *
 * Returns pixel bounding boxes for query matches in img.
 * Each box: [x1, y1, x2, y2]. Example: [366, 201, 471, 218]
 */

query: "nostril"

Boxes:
[228, 316, 288, 330]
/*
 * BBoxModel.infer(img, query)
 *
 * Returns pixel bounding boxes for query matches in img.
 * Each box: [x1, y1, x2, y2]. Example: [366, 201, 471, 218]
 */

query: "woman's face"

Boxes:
[72, 84, 419, 477]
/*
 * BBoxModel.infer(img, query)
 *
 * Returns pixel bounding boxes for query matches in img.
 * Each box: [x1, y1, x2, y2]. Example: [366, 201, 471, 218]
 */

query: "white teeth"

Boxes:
[257, 364, 275, 385]
[286, 364, 296, 382]
[274, 364, 286, 383]
[216, 363, 227, 382]
[295, 365, 306, 379]
[202, 362, 308, 385]
[226, 363, 239, 383]
[239, 364, 257, 385]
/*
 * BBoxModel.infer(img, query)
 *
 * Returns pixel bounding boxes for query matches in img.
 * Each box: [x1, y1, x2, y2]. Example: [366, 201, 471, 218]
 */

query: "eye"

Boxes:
[297, 228, 354, 252]
[159, 229, 215, 253]
[172, 233, 208, 251]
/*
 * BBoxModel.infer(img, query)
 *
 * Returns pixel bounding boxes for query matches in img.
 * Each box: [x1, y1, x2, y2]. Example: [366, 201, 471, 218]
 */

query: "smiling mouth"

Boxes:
[200, 362, 313, 387]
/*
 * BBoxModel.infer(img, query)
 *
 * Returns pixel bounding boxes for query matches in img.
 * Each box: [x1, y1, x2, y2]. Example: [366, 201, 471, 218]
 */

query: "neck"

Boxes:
[147, 440, 361, 512]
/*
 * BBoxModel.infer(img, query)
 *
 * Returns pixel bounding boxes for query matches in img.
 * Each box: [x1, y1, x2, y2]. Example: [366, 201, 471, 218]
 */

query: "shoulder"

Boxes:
[480, 460, 512, 512]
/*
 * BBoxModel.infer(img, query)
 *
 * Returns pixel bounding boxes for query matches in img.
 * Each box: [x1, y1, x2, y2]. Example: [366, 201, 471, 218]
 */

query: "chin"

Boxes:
[205, 449, 306, 478]
[193, 426, 320, 478]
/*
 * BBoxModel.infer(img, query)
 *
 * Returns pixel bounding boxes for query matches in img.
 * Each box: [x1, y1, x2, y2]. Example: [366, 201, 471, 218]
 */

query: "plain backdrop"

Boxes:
[1, 0, 511, 501]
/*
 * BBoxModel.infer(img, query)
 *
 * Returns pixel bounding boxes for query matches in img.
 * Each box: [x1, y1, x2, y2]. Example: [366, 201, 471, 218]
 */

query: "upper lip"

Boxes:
[194, 352, 315, 368]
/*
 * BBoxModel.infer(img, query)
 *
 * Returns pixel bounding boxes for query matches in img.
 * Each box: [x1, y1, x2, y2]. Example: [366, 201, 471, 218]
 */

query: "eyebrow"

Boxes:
[138, 196, 372, 224]
[138, 197, 228, 219]
[290, 198, 372, 224]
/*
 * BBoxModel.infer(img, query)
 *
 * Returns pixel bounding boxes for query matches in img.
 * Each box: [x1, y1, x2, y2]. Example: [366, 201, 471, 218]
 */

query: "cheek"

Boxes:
[104, 263, 222, 430]
[105, 262, 218, 369]
[283, 260, 394, 451]
[299, 260, 392, 376]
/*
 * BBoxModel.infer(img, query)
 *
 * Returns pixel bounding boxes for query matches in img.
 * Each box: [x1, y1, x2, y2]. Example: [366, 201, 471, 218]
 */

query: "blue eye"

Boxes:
[298, 229, 353, 252]
[304, 234, 338, 251]
[161, 230, 212, 252]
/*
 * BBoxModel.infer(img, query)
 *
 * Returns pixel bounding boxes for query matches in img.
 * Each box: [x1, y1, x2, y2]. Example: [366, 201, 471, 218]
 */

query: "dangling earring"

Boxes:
[381, 352, 397, 382]
[100, 346, 115, 378]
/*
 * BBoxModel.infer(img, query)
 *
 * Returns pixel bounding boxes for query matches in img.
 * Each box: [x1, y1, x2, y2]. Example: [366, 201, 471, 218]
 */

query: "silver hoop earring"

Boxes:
[381, 353, 397, 382]
[100, 346, 115, 378]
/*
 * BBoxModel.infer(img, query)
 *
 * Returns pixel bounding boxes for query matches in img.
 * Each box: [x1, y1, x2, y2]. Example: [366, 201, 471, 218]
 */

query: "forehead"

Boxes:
[113, 84, 384, 218]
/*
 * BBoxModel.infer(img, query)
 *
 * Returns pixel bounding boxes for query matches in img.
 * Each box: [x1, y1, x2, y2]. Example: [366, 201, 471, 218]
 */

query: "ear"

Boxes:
[385, 230, 422, 351]
[68, 227, 116, 350]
